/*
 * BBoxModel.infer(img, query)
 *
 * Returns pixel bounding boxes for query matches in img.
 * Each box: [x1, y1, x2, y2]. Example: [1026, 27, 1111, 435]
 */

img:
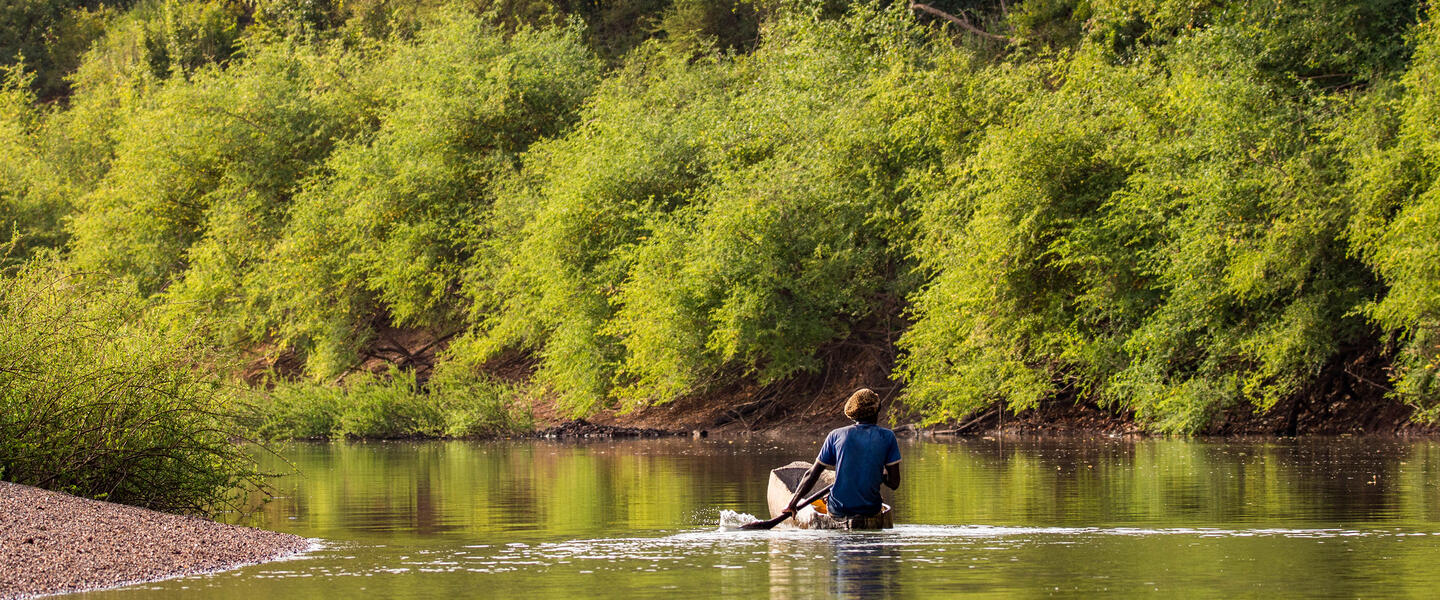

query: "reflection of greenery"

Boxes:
[251, 438, 1440, 538]
[252, 441, 728, 540]
[218, 439, 1440, 599]
[899, 439, 1440, 529]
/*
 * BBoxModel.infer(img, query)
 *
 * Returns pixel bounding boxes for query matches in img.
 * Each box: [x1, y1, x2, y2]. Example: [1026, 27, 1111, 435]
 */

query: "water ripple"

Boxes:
[256, 524, 1435, 580]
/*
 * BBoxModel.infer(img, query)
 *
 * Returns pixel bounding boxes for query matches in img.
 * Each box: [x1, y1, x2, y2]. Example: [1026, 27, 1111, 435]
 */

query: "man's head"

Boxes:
[844, 388, 881, 423]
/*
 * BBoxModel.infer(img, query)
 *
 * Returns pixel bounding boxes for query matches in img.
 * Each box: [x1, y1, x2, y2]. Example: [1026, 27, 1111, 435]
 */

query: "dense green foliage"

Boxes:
[0, 0, 122, 100]
[266, 16, 601, 375]
[0, 66, 68, 269]
[0, 260, 259, 513]
[901, 12, 1412, 430]
[62, 9, 602, 378]
[1346, 15, 1440, 420]
[462, 10, 963, 413]
[249, 368, 530, 439]
[2, 0, 1439, 448]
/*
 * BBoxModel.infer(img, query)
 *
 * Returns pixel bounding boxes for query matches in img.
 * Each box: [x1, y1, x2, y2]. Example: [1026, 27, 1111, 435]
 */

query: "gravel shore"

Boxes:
[0, 481, 310, 599]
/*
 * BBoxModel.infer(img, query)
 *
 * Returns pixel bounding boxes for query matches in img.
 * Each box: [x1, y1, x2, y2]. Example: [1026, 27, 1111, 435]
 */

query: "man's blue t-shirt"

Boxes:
[815, 423, 901, 518]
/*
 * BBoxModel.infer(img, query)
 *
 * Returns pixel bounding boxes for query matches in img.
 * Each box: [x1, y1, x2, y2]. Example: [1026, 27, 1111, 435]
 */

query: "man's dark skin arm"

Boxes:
[785, 461, 901, 513]
[785, 462, 828, 513]
[884, 463, 900, 490]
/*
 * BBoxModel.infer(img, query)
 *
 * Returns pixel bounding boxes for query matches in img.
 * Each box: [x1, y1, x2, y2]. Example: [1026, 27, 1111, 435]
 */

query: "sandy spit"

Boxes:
[0, 481, 310, 599]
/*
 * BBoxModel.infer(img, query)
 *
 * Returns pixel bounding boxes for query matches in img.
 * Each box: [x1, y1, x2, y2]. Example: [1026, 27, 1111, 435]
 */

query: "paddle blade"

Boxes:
[737, 483, 830, 530]
[738, 512, 790, 530]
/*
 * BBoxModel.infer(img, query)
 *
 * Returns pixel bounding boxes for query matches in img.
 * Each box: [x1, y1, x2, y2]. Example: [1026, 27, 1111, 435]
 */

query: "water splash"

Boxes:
[717, 509, 760, 530]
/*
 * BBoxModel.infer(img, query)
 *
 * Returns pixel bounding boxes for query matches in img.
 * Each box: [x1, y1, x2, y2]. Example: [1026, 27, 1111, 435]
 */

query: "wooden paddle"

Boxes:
[738, 483, 834, 530]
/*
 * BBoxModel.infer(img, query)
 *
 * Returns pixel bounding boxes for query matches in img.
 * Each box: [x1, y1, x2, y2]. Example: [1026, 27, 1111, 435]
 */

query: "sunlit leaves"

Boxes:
[902, 26, 1380, 433]
[1346, 14, 1440, 416]
[267, 14, 601, 375]
[467, 5, 956, 414]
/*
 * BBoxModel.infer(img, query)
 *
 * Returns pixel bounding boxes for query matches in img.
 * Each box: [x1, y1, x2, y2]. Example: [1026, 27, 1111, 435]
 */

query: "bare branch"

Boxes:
[909, 3, 1012, 42]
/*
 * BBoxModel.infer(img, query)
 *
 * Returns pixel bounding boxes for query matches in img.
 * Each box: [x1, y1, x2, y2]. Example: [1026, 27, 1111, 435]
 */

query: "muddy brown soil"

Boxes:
[579, 341, 905, 438]
[531, 418, 689, 438]
[579, 390, 1437, 439]
[566, 346, 1439, 438]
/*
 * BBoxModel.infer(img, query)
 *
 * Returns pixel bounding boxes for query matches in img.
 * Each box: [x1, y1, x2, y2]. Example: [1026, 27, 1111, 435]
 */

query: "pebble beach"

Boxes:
[0, 481, 309, 599]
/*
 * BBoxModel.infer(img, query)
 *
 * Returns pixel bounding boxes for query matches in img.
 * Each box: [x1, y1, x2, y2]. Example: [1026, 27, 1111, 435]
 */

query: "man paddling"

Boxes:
[785, 388, 900, 524]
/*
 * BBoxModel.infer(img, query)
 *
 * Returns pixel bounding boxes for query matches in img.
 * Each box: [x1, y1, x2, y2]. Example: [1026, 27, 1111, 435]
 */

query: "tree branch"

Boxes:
[909, 3, 1012, 42]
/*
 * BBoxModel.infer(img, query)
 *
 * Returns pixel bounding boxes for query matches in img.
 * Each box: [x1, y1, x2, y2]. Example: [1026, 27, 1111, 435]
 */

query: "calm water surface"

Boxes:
[80, 437, 1440, 598]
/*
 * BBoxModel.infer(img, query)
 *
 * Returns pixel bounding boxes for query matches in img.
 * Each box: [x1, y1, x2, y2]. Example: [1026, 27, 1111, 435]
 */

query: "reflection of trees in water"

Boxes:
[242, 439, 1440, 597]
[256, 438, 811, 539]
[768, 536, 830, 599]
[767, 535, 903, 599]
[903, 439, 1434, 526]
[833, 539, 903, 597]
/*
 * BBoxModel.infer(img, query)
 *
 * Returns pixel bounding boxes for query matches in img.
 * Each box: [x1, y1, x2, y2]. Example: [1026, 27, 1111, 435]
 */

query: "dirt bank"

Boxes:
[530, 418, 690, 438]
[544, 345, 1439, 438]
[290, 326, 1438, 439]
[0, 481, 310, 599]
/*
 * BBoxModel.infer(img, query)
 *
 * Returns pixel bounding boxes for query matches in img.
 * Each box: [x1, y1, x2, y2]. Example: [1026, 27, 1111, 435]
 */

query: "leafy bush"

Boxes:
[264, 13, 601, 376]
[246, 380, 345, 439]
[1345, 12, 1440, 417]
[0, 0, 132, 100]
[429, 364, 534, 437]
[901, 24, 1380, 433]
[67, 37, 368, 297]
[0, 260, 259, 513]
[458, 46, 729, 415]
[0, 65, 70, 270]
[250, 367, 529, 439]
[463, 4, 953, 413]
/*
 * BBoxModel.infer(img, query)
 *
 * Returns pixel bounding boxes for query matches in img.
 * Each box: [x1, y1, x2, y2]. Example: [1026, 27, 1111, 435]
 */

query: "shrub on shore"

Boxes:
[0, 259, 260, 514]
[248, 368, 530, 440]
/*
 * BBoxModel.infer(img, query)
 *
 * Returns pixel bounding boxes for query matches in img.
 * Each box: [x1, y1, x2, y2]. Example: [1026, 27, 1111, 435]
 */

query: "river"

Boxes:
[77, 436, 1440, 598]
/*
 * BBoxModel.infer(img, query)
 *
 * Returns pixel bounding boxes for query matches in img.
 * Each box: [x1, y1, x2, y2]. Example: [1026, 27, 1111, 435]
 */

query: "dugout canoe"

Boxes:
[766, 461, 894, 530]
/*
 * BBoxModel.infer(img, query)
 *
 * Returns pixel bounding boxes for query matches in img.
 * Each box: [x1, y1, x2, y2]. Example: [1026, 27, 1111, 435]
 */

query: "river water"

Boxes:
[79, 437, 1440, 598]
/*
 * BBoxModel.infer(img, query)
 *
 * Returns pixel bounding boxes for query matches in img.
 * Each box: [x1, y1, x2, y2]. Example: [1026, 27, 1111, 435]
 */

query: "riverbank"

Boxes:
[241, 335, 1440, 441]
[570, 379, 1440, 439]
[0, 482, 310, 599]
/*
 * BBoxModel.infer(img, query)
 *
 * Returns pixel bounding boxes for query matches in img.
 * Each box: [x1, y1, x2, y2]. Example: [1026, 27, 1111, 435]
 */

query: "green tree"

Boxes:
[264, 14, 600, 377]
[902, 24, 1379, 433]
[1345, 12, 1440, 418]
[0, 0, 129, 100]
[0, 65, 68, 269]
